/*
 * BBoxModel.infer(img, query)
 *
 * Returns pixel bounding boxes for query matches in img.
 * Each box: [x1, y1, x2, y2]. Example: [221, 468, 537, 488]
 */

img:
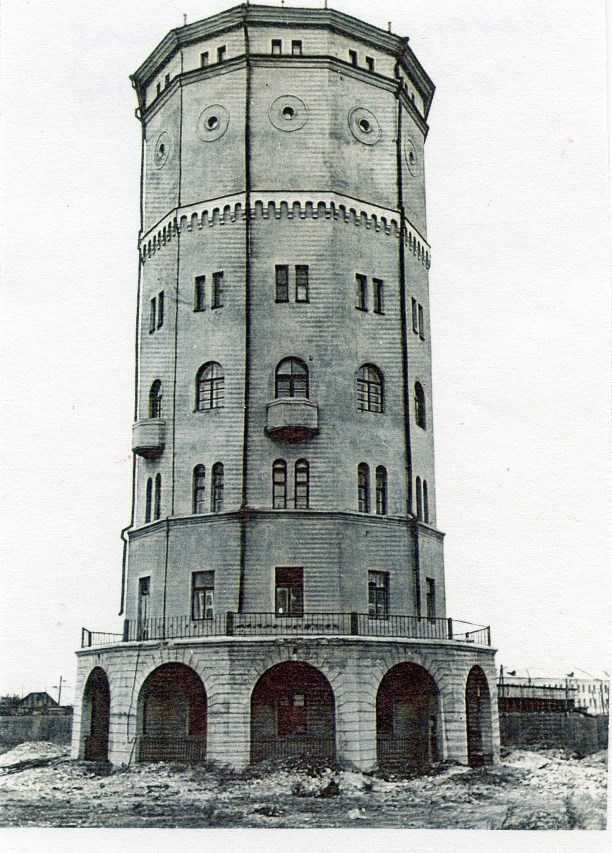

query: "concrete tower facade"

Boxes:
[73, 4, 499, 772]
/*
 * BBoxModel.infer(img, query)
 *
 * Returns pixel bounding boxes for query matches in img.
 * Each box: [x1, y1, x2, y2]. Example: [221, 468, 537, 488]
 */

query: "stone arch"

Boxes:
[250, 660, 336, 764]
[376, 661, 441, 771]
[135, 659, 208, 763]
[81, 666, 111, 761]
[465, 665, 494, 767]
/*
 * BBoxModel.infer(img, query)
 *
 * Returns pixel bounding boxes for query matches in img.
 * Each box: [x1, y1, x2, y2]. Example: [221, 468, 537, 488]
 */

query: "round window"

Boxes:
[196, 104, 230, 142]
[404, 138, 419, 175]
[153, 131, 171, 168]
[269, 95, 309, 132]
[348, 107, 381, 145]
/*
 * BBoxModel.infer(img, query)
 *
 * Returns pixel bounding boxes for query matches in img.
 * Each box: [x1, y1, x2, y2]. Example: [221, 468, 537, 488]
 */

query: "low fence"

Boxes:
[0, 713, 73, 748]
[499, 712, 609, 754]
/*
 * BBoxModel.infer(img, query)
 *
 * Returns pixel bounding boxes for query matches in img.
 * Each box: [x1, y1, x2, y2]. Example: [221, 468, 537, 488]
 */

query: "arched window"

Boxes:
[414, 382, 426, 429]
[423, 480, 429, 524]
[154, 473, 162, 520]
[357, 364, 383, 413]
[211, 463, 224, 513]
[193, 465, 206, 514]
[196, 362, 224, 411]
[275, 358, 308, 399]
[145, 477, 153, 523]
[149, 380, 163, 418]
[294, 459, 310, 509]
[358, 463, 370, 513]
[375, 466, 387, 515]
[416, 476, 423, 521]
[272, 459, 287, 509]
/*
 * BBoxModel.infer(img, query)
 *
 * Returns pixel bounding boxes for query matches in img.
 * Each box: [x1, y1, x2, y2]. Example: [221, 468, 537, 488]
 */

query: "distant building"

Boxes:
[17, 692, 60, 714]
[568, 678, 609, 716]
[498, 675, 609, 716]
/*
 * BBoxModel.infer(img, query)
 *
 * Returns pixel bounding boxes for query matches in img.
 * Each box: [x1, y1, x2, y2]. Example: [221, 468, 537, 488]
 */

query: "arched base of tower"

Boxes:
[72, 636, 499, 773]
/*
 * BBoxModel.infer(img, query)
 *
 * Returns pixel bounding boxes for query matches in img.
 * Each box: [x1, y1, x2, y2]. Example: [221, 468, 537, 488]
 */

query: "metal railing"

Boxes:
[136, 735, 207, 763]
[81, 613, 491, 648]
[251, 734, 335, 764]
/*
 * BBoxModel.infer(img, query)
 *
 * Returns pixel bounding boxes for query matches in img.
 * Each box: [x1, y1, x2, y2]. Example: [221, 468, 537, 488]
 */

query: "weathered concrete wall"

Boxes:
[499, 712, 609, 754]
[0, 714, 72, 748]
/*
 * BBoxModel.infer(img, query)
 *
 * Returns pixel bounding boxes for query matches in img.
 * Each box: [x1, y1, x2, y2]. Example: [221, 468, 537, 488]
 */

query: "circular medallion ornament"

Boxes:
[405, 137, 419, 175]
[196, 104, 230, 142]
[348, 107, 381, 145]
[153, 131, 171, 168]
[268, 95, 309, 132]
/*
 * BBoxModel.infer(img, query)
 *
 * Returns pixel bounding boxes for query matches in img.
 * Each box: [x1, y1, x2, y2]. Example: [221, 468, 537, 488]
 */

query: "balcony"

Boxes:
[132, 418, 166, 459]
[265, 398, 319, 442]
[81, 613, 492, 648]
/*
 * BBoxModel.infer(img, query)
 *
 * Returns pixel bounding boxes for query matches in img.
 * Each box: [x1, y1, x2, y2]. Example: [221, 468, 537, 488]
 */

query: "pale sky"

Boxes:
[1, 0, 610, 707]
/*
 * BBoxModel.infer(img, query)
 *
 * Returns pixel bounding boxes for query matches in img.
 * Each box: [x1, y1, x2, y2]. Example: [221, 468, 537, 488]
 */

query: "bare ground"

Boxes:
[0, 741, 607, 829]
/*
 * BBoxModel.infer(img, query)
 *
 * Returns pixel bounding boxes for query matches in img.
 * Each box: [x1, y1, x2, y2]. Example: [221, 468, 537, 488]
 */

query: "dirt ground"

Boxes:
[0, 741, 607, 829]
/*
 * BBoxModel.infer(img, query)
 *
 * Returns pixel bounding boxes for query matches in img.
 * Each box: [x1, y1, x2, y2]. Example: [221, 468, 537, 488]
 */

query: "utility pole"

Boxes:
[53, 676, 67, 706]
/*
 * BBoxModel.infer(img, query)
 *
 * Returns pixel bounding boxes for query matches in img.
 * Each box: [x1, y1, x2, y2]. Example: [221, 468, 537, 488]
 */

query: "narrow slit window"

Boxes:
[192, 465, 206, 514]
[212, 271, 224, 309]
[154, 473, 162, 520]
[149, 380, 163, 419]
[275, 265, 289, 302]
[194, 275, 206, 311]
[423, 479, 429, 524]
[145, 477, 153, 523]
[411, 297, 418, 333]
[271, 39, 282, 55]
[358, 463, 370, 513]
[375, 466, 387, 515]
[416, 476, 423, 520]
[355, 274, 368, 311]
[272, 459, 287, 509]
[149, 296, 156, 332]
[365, 56, 375, 72]
[157, 291, 164, 328]
[373, 278, 384, 314]
[294, 459, 309, 509]
[414, 382, 426, 429]
[156, 82, 161, 97]
[348, 49, 358, 67]
[291, 40, 303, 56]
[217, 45, 226, 63]
[295, 265, 309, 302]
[211, 462, 224, 512]
[418, 304, 425, 340]
[426, 577, 436, 621]
[200, 51, 209, 67]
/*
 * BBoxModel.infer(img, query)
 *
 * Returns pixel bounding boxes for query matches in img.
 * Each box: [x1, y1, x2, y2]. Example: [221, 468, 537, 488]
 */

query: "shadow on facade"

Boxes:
[466, 665, 493, 767]
[376, 662, 440, 771]
[136, 663, 207, 763]
[82, 667, 110, 761]
[251, 661, 336, 763]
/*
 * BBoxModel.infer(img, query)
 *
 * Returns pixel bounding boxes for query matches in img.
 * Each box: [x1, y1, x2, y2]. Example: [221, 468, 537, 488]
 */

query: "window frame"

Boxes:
[368, 571, 389, 620]
[365, 55, 375, 72]
[294, 459, 310, 509]
[418, 304, 425, 340]
[192, 570, 214, 620]
[373, 278, 384, 314]
[149, 296, 156, 333]
[411, 297, 419, 333]
[211, 462, 224, 513]
[192, 464, 206, 514]
[375, 465, 387, 515]
[145, 477, 153, 523]
[275, 357, 309, 399]
[196, 362, 225, 411]
[355, 273, 368, 311]
[414, 382, 426, 429]
[272, 459, 287, 509]
[426, 577, 436, 622]
[275, 566, 304, 617]
[194, 275, 206, 311]
[416, 476, 423, 521]
[295, 265, 309, 303]
[271, 39, 282, 55]
[200, 51, 209, 67]
[217, 45, 226, 63]
[149, 380, 163, 419]
[357, 364, 384, 414]
[358, 463, 370, 513]
[211, 271, 224, 309]
[275, 265, 289, 303]
[348, 49, 358, 66]
[153, 473, 162, 520]
[157, 290, 164, 328]
[423, 479, 429, 524]
[291, 40, 303, 56]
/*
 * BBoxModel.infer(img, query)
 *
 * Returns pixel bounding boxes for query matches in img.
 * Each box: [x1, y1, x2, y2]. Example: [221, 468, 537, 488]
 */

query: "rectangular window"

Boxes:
[426, 577, 436, 621]
[194, 275, 206, 311]
[217, 45, 226, 63]
[294, 462, 309, 509]
[164, 73, 170, 88]
[418, 304, 425, 340]
[149, 297, 156, 332]
[348, 49, 358, 67]
[356, 274, 368, 311]
[411, 297, 418, 333]
[212, 271, 224, 308]
[366, 56, 375, 72]
[200, 51, 209, 67]
[373, 278, 384, 314]
[275, 567, 303, 617]
[271, 39, 282, 55]
[138, 576, 150, 638]
[291, 40, 303, 56]
[156, 82, 161, 97]
[272, 462, 287, 509]
[368, 571, 389, 619]
[157, 290, 164, 328]
[275, 265, 289, 302]
[192, 571, 214, 620]
[295, 265, 309, 302]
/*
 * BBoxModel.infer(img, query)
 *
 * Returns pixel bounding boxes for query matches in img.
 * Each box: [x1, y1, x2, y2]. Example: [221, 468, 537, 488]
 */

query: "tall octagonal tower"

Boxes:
[74, 3, 499, 772]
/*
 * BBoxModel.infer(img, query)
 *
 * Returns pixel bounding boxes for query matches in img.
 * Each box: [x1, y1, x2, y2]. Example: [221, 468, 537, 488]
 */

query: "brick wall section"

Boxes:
[499, 712, 608, 754]
[73, 638, 499, 770]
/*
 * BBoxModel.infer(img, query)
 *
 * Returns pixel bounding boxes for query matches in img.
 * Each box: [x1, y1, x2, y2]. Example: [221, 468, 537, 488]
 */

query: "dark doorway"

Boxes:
[465, 665, 493, 767]
[251, 662, 336, 763]
[83, 667, 110, 761]
[376, 662, 440, 771]
[137, 663, 207, 762]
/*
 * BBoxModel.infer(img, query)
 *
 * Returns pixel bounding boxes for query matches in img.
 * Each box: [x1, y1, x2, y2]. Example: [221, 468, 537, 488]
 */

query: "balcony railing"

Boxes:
[81, 613, 491, 648]
[136, 735, 206, 763]
[251, 734, 335, 764]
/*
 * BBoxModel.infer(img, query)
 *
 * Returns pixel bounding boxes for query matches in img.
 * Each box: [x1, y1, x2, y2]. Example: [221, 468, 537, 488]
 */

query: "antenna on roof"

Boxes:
[388, 22, 393, 33]
[183, 13, 187, 26]
[324, 0, 328, 8]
